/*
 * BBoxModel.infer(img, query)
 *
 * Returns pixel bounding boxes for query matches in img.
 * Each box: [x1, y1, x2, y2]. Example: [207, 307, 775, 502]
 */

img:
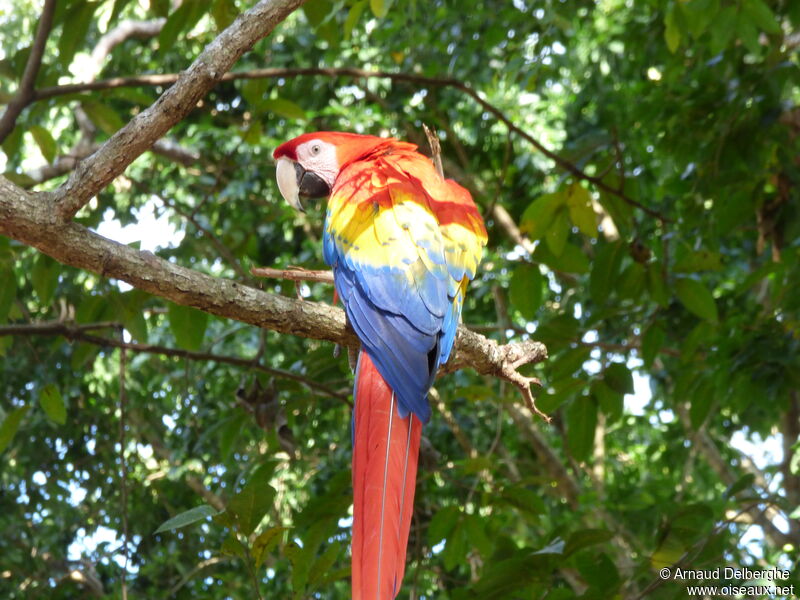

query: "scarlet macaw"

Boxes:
[273, 132, 486, 599]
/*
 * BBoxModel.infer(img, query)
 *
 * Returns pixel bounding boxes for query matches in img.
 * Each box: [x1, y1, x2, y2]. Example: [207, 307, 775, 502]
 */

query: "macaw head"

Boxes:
[272, 131, 392, 211]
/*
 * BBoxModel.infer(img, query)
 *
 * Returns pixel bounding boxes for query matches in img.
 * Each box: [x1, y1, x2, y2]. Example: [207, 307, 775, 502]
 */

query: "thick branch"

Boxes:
[35, 67, 666, 221]
[0, 0, 57, 143]
[0, 177, 547, 394]
[51, 0, 307, 220]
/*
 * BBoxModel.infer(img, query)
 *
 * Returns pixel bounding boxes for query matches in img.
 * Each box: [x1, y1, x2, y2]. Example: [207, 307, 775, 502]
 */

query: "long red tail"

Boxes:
[352, 352, 422, 600]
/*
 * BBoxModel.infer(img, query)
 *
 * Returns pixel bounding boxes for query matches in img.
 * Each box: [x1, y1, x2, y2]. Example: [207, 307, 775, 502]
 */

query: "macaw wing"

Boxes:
[380, 152, 488, 364]
[323, 158, 451, 422]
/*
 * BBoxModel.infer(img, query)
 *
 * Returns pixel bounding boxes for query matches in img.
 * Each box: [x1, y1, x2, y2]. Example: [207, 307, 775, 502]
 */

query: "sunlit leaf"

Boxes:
[520, 189, 565, 242]
[0, 406, 30, 453]
[29, 125, 57, 163]
[39, 384, 66, 425]
[369, 0, 393, 18]
[566, 183, 596, 236]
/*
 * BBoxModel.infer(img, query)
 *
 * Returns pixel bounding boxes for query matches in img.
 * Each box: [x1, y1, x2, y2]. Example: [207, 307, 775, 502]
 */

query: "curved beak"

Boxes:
[275, 157, 332, 213]
[276, 157, 304, 212]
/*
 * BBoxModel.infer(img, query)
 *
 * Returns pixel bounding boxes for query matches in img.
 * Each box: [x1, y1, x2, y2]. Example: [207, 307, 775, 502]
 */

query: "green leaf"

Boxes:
[545, 208, 569, 257]
[241, 78, 269, 110]
[109, 0, 135, 25]
[508, 264, 543, 320]
[252, 526, 287, 568]
[617, 262, 646, 300]
[674, 248, 722, 273]
[723, 473, 755, 499]
[228, 469, 276, 536]
[464, 514, 494, 557]
[689, 378, 713, 429]
[263, 98, 307, 121]
[442, 520, 467, 570]
[742, 0, 781, 34]
[29, 125, 57, 163]
[534, 242, 590, 274]
[284, 539, 312, 594]
[0, 264, 17, 323]
[0, 406, 30, 453]
[499, 486, 546, 517]
[211, 0, 238, 31]
[428, 505, 459, 545]
[590, 242, 624, 305]
[31, 253, 59, 306]
[520, 189, 565, 242]
[158, 0, 206, 56]
[58, 1, 98, 67]
[566, 183, 596, 236]
[647, 262, 669, 308]
[709, 6, 738, 54]
[679, 0, 719, 39]
[2, 125, 23, 160]
[369, 0, 393, 18]
[664, 6, 681, 53]
[604, 363, 633, 395]
[39, 384, 66, 425]
[564, 529, 614, 557]
[344, 0, 367, 38]
[641, 323, 665, 369]
[167, 303, 209, 351]
[592, 379, 623, 422]
[566, 396, 597, 462]
[220, 531, 247, 558]
[303, 0, 333, 27]
[675, 277, 718, 322]
[308, 540, 341, 587]
[82, 100, 125, 135]
[155, 504, 217, 533]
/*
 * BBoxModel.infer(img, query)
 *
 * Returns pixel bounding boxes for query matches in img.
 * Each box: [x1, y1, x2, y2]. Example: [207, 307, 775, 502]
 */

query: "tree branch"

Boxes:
[0, 320, 348, 401]
[0, 0, 57, 144]
[50, 0, 307, 220]
[35, 67, 667, 221]
[0, 177, 548, 405]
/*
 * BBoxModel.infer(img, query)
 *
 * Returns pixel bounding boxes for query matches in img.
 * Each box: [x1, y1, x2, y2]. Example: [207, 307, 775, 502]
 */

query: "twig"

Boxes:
[0, 0, 57, 144]
[0, 320, 349, 401]
[163, 556, 228, 598]
[250, 265, 335, 284]
[34, 67, 668, 222]
[423, 124, 444, 178]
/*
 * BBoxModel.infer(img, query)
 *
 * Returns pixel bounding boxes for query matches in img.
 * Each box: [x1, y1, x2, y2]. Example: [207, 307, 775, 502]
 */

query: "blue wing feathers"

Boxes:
[323, 163, 476, 424]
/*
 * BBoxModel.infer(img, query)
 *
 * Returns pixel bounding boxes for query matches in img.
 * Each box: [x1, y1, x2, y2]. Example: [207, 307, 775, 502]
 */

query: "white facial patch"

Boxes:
[295, 140, 339, 188]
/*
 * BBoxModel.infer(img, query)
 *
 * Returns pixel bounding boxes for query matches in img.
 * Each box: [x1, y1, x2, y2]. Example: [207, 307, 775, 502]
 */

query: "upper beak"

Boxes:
[275, 158, 332, 213]
[276, 157, 304, 212]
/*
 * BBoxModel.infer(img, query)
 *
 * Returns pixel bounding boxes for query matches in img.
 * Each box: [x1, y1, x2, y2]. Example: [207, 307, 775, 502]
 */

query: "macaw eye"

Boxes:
[311, 144, 321, 155]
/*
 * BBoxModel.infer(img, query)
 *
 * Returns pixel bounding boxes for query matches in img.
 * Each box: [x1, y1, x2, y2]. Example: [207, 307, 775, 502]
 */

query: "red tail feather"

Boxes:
[352, 352, 422, 600]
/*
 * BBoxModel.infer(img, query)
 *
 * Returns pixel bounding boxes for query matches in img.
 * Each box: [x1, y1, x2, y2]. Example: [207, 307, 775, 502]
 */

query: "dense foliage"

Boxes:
[1, 0, 799, 598]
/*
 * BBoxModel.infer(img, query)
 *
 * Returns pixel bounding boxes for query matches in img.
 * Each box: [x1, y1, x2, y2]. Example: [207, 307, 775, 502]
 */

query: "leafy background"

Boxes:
[1, 0, 799, 598]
